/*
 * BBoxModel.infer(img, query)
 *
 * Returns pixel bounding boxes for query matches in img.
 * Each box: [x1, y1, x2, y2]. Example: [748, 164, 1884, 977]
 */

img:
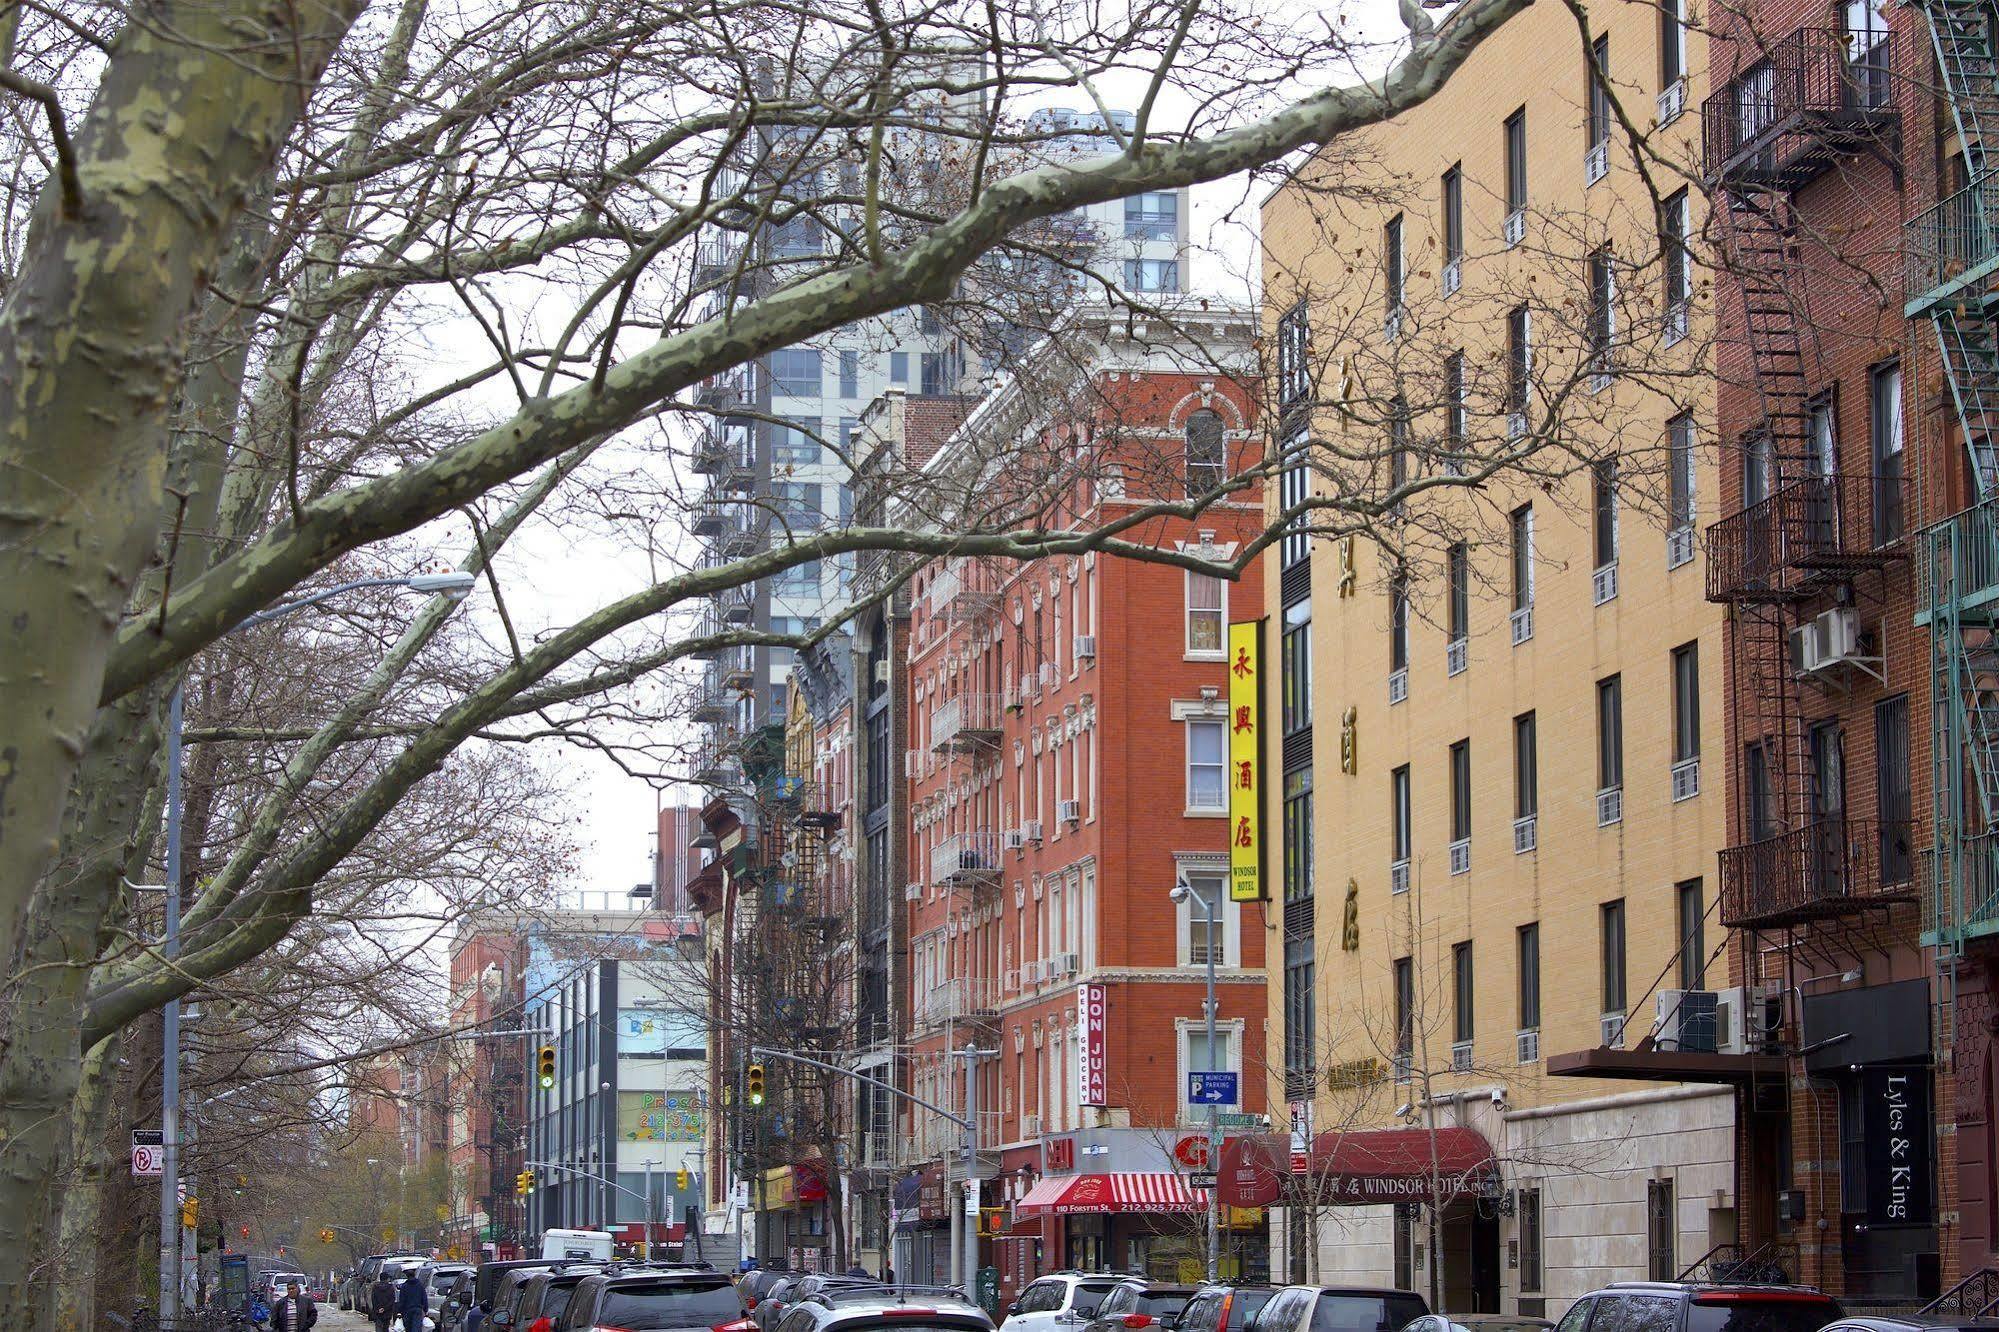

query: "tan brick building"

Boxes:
[1259, 0, 1728, 1312]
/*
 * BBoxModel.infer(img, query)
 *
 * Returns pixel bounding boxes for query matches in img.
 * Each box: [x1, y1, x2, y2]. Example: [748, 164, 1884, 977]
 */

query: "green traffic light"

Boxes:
[538, 1071, 554, 1089]
[748, 1089, 764, 1106]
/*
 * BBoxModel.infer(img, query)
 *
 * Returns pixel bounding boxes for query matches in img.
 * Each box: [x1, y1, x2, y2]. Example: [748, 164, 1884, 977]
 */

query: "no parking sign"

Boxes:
[132, 1128, 164, 1178]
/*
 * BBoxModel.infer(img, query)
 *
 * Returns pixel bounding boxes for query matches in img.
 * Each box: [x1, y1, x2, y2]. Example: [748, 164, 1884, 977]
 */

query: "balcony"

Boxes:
[928, 559, 1000, 623]
[931, 693, 1003, 751]
[917, 977, 1000, 1029]
[1705, 472, 1900, 602]
[691, 421, 755, 481]
[692, 677, 731, 723]
[1907, 169, 1999, 317]
[692, 740, 741, 787]
[1701, 27, 1902, 189]
[931, 830, 1002, 886]
[713, 581, 754, 623]
[1928, 833, 1999, 945]
[1718, 816, 1918, 929]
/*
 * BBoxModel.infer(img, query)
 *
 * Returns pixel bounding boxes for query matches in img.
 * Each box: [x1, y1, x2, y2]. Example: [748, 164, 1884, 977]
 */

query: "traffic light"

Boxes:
[239, 1224, 250, 1240]
[675, 1167, 690, 1191]
[746, 1062, 766, 1107]
[977, 1207, 1006, 1238]
[320, 1228, 335, 1244]
[180, 1198, 198, 1230]
[537, 1045, 557, 1090]
[232, 1173, 247, 1196]
[515, 1171, 529, 1196]
[524, 1169, 537, 1195]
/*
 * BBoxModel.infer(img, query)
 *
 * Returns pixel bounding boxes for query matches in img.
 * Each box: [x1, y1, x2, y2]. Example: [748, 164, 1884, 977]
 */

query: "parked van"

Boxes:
[539, 1227, 615, 1260]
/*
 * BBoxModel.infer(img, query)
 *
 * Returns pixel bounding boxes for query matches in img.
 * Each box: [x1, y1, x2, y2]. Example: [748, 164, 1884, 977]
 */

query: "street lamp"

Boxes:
[1169, 878, 1221, 1283]
[158, 571, 477, 1317]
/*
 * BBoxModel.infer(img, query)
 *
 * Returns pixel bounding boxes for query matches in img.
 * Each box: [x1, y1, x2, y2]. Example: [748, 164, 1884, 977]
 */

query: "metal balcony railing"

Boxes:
[931, 693, 1003, 750]
[1920, 496, 1999, 620]
[917, 977, 1000, 1028]
[928, 560, 1000, 622]
[692, 421, 756, 480]
[1705, 472, 1897, 602]
[1718, 816, 1918, 928]
[713, 581, 754, 623]
[1702, 26, 1902, 188]
[930, 830, 1002, 885]
[1907, 169, 1999, 315]
[692, 740, 742, 786]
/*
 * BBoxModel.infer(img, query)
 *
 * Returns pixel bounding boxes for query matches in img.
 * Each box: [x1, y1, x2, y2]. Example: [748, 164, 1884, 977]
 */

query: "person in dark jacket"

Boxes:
[369, 1272, 399, 1332]
[270, 1281, 319, 1332]
[463, 1300, 488, 1332]
[398, 1269, 429, 1332]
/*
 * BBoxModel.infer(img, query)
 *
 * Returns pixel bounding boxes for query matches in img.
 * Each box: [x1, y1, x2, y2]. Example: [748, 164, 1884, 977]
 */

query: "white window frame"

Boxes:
[1174, 857, 1237, 968]
[1186, 717, 1227, 815]
[1175, 1018, 1245, 1122]
[1186, 571, 1227, 660]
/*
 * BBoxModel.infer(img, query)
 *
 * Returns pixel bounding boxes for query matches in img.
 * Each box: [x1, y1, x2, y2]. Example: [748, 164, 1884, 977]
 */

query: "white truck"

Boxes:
[539, 1227, 616, 1261]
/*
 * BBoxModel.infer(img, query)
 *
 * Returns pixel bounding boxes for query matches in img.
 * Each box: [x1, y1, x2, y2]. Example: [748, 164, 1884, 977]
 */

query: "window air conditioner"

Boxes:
[1074, 635, 1097, 660]
[1002, 828, 1026, 851]
[1024, 820, 1044, 843]
[1023, 1114, 1042, 1138]
[874, 660, 891, 685]
[1654, 989, 1719, 1054]
[1516, 1029, 1540, 1064]
[1817, 608, 1862, 666]
[1715, 985, 1782, 1055]
[1059, 799, 1082, 823]
[1051, 951, 1079, 977]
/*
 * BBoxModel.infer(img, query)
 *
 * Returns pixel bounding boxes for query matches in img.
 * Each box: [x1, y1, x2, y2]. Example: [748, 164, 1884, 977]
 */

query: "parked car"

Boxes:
[756, 1277, 807, 1332]
[422, 1262, 474, 1310]
[437, 1269, 480, 1332]
[493, 1265, 568, 1330]
[1557, 1283, 1843, 1332]
[515, 1265, 607, 1332]
[742, 1269, 796, 1311]
[558, 1267, 752, 1332]
[1402, 1316, 1552, 1332]
[776, 1286, 995, 1332]
[1004, 1273, 1128, 1332]
[1176, 1284, 1278, 1332]
[345, 1255, 391, 1311]
[1083, 1281, 1198, 1332]
[472, 1260, 565, 1323]
[1821, 1319, 1999, 1332]
[1252, 1286, 1430, 1332]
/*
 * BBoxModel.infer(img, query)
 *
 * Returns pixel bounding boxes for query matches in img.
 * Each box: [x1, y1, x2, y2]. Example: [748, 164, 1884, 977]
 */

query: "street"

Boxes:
[315, 1308, 378, 1332]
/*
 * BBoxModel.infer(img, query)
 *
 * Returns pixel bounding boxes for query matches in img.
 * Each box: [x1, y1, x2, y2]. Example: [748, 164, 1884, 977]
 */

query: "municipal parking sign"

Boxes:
[1188, 1072, 1239, 1105]
[132, 1129, 164, 1178]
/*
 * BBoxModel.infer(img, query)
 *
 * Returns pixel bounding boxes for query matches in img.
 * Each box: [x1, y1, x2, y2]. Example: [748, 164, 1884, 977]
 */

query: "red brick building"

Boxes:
[447, 921, 530, 1256]
[897, 306, 1268, 1293]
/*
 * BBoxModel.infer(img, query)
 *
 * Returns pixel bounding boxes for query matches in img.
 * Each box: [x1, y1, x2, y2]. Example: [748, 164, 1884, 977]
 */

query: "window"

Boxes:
[1183, 1028, 1236, 1115]
[920, 351, 950, 396]
[773, 416, 820, 465]
[1518, 1189, 1543, 1292]
[1660, 0, 1687, 84]
[1186, 408, 1226, 495]
[1647, 1180, 1677, 1281]
[1505, 108, 1528, 214]
[1282, 598, 1312, 736]
[1847, 0, 1892, 106]
[1518, 923, 1541, 1030]
[1594, 458, 1619, 568]
[1506, 305, 1532, 421]
[1668, 413, 1696, 530]
[1453, 942, 1475, 1044]
[1510, 505, 1534, 609]
[772, 481, 822, 528]
[1124, 258, 1181, 292]
[1514, 712, 1538, 818]
[1390, 572, 1410, 673]
[1745, 741, 1774, 841]
[1677, 879, 1705, 989]
[1872, 361, 1904, 543]
[1450, 739, 1472, 842]
[1187, 573, 1225, 656]
[1281, 448, 1309, 570]
[1393, 956, 1414, 1070]
[890, 351, 909, 385]
[1664, 190, 1691, 325]
[1283, 768, 1314, 903]
[1188, 719, 1226, 811]
[1601, 899, 1627, 1015]
[1448, 543, 1470, 643]
[1124, 191, 1179, 240]
[1385, 213, 1405, 314]
[771, 348, 822, 396]
[1588, 249, 1616, 373]
[1389, 397, 1410, 498]
[1587, 35, 1612, 148]
[1598, 675, 1624, 792]
[1284, 938, 1315, 1093]
[1877, 694, 1912, 883]
[1391, 765, 1412, 864]
[1183, 871, 1226, 966]
[1445, 353, 1467, 473]
[839, 416, 858, 452]
[839, 350, 859, 398]
[1393, 1209, 1414, 1291]
[1672, 642, 1701, 761]
[1442, 166, 1464, 265]
[1277, 301, 1312, 411]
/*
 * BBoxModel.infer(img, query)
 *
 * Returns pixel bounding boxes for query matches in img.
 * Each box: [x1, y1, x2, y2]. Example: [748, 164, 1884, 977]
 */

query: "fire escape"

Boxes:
[1703, 22, 1913, 933]
[1908, 0, 1999, 955]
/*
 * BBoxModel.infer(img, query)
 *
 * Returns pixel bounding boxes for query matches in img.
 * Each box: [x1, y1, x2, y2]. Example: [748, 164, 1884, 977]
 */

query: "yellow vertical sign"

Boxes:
[1228, 620, 1266, 901]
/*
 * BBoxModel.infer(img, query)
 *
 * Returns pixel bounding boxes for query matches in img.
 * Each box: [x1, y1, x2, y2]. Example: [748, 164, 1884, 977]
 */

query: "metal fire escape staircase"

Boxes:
[1911, 0, 1999, 951]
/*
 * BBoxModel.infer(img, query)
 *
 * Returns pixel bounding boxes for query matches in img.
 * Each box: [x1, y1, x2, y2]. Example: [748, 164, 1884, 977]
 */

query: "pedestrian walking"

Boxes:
[269, 1280, 319, 1332]
[369, 1271, 398, 1332]
[398, 1268, 428, 1332]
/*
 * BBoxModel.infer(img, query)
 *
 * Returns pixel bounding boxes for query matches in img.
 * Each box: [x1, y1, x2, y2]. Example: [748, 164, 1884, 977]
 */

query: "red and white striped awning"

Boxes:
[1014, 1173, 1208, 1216]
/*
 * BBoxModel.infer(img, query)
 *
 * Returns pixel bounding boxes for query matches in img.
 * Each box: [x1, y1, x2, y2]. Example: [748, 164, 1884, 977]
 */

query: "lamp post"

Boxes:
[1170, 878, 1221, 1283]
[158, 571, 477, 1317]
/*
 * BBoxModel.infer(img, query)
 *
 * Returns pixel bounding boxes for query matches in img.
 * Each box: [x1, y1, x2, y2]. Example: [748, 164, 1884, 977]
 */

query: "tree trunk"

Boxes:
[52, 1034, 123, 1329]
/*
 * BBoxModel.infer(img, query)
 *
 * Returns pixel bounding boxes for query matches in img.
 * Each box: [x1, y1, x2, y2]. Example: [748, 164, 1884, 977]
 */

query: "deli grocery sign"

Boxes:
[1077, 983, 1108, 1107]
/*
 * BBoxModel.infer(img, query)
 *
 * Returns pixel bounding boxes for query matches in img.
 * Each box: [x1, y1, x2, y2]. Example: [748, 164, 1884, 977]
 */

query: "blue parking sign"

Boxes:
[1188, 1071, 1239, 1105]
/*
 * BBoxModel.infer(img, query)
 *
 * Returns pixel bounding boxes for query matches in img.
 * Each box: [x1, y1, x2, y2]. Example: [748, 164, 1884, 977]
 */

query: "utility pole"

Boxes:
[952, 1047, 993, 1298]
[157, 684, 184, 1320]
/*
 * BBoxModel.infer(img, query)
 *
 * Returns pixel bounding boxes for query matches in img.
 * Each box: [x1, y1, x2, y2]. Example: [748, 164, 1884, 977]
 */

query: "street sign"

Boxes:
[1217, 1112, 1267, 1129]
[132, 1129, 164, 1178]
[1188, 1172, 1218, 1189]
[1188, 1071, 1239, 1105]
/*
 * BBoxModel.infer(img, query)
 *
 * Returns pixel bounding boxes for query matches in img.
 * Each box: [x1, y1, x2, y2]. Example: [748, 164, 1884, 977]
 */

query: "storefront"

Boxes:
[758, 1161, 832, 1270]
[893, 1164, 952, 1284]
[1016, 1172, 1210, 1279]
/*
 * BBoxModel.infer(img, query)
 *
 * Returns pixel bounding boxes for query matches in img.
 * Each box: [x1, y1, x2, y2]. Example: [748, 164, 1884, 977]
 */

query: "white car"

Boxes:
[1003, 1274, 1125, 1332]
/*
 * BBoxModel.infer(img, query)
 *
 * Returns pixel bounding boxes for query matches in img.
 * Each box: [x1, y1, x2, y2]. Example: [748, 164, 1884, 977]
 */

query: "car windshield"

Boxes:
[1312, 1296, 1430, 1332]
[598, 1281, 748, 1329]
[1138, 1294, 1193, 1320]
[1074, 1285, 1121, 1317]
[1685, 1298, 1841, 1332]
[835, 1320, 992, 1332]
[539, 1285, 578, 1322]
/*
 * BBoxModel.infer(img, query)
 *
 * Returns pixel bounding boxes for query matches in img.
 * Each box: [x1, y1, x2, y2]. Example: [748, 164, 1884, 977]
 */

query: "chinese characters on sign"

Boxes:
[1077, 983, 1108, 1106]
[1227, 621, 1266, 902]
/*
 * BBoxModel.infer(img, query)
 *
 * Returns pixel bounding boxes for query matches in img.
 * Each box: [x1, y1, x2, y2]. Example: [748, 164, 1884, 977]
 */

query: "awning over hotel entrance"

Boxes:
[1305, 1126, 1498, 1204]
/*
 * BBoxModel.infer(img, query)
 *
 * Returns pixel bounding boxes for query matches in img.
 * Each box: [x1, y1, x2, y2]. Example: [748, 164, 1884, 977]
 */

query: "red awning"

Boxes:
[1307, 1126, 1497, 1204]
[1015, 1173, 1208, 1216]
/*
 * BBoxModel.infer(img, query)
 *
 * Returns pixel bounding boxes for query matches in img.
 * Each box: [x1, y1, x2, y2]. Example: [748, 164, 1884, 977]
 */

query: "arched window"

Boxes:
[1185, 408, 1226, 496]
